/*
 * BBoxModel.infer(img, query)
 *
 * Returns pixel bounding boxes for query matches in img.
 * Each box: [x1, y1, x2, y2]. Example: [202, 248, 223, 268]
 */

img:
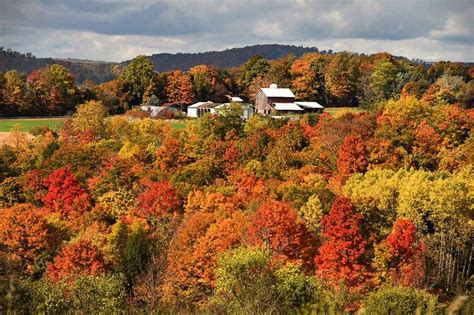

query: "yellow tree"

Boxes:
[73, 100, 108, 138]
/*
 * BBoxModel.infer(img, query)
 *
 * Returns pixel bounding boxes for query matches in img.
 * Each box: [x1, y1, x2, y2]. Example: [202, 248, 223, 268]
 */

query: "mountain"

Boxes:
[54, 58, 117, 83]
[145, 44, 325, 72]
[0, 47, 117, 84]
[1, 45, 325, 83]
[0, 48, 55, 74]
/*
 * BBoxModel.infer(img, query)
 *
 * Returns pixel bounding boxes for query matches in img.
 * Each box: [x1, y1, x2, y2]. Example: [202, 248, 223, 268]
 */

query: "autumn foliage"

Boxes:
[385, 219, 426, 288]
[41, 165, 91, 218]
[337, 135, 368, 179]
[135, 180, 182, 222]
[0, 204, 62, 274]
[247, 201, 317, 270]
[0, 51, 472, 312]
[46, 240, 110, 282]
[315, 197, 369, 291]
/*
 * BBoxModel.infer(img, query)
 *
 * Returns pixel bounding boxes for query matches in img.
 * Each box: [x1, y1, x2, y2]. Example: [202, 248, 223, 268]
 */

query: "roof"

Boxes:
[188, 101, 220, 109]
[295, 101, 324, 109]
[273, 103, 303, 111]
[260, 88, 295, 98]
[215, 103, 231, 109]
[161, 102, 183, 108]
[140, 106, 173, 117]
[188, 101, 210, 108]
[231, 97, 244, 102]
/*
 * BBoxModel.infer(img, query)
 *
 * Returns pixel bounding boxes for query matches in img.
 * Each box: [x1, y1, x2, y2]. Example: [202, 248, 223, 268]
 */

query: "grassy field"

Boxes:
[168, 120, 190, 130]
[324, 107, 365, 116]
[0, 117, 191, 133]
[0, 110, 360, 133]
[0, 118, 65, 132]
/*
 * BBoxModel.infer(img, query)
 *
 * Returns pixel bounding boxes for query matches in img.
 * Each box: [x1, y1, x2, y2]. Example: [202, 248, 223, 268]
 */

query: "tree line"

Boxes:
[1, 52, 472, 116]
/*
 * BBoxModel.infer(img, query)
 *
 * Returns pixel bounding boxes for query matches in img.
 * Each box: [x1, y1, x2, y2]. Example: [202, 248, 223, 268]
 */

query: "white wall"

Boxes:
[187, 107, 198, 117]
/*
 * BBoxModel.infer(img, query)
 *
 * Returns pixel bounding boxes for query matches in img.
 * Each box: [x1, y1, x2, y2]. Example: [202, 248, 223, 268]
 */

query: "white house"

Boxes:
[187, 101, 220, 117]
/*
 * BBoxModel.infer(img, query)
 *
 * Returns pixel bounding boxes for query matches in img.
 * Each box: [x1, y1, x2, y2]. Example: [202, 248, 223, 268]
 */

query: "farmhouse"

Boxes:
[255, 84, 323, 115]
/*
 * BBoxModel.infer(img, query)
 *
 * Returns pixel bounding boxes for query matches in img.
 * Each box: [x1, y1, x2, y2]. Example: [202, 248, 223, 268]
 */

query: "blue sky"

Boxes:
[1, 0, 473, 62]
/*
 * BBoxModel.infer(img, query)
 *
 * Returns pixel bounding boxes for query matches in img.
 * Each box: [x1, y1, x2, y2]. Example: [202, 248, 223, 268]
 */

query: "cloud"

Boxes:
[0, 0, 472, 61]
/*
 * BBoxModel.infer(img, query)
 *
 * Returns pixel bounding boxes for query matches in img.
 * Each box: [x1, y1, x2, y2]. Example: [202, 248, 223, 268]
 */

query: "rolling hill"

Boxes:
[0, 44, 324, 83]
[145, 44, 325, 71]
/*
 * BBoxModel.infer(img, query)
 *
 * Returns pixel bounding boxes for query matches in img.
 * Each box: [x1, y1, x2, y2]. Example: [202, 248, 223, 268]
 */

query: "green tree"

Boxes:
[197, 103, 243, 140]
[121, 223, 150, 292]
[241, 56, 270, 87]
[215, 246, 323, 313]
[363, 286, 439, 315]
[26, 275, 125, 313]
[119, 55, 155, 106]
[370, 59, 398, 101]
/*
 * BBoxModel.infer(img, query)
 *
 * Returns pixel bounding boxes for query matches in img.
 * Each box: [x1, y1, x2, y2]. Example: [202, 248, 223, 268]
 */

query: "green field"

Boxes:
[324, 107, 365, 116]
[0, 117, 190, 133]
[168, 120, 190, 130]
[0, 118, 65, 132]
[0, 111, 361, 133]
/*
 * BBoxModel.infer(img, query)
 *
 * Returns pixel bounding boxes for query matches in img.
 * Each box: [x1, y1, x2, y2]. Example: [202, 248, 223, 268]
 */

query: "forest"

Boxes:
[0, 50, 473, 313]
[1, 50, 473, 117]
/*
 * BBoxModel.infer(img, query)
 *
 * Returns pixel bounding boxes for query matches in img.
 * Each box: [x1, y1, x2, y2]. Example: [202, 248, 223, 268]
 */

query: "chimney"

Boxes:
[269, 83, 278, 89]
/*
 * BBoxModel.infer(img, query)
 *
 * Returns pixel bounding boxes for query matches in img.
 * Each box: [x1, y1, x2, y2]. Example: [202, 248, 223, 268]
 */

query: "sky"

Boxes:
[0, 0, 473, 62]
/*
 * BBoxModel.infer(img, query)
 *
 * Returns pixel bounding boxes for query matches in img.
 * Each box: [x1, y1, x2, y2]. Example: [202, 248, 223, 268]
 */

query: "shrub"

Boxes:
[19, 274, 126, 313]
[363, 286, 441, 315]
[214, 246, 329, 313]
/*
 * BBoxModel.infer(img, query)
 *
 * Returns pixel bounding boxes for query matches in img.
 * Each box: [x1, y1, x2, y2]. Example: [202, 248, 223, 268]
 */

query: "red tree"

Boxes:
[42, 165, 91, 218]
[247, 200, 317, 270]
[337, 135, 368, 179]
[46, 239, 110, 282]
[135, 180, 182, 222]
[385, 219, 426, 288]
[315, 197, 369, 290]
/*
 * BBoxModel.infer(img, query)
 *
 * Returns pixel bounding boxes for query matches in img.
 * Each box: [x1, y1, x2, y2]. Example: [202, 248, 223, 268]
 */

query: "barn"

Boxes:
[255, 84, 324, 115]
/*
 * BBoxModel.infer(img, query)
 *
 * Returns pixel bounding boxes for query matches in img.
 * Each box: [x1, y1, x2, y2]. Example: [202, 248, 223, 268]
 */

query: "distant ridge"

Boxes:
[144, 44, 325, 72]
[0, 47, 117, 83]
[0, 44, 324, 83]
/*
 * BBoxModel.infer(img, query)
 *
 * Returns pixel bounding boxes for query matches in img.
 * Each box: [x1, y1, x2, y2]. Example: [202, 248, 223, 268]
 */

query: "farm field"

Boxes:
[0, 117, 65, 132]
[0, 117, 191, 133]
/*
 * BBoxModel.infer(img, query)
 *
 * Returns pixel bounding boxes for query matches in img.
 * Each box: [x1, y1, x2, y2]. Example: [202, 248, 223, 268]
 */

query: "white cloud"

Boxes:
[0, 0, 472, 61]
